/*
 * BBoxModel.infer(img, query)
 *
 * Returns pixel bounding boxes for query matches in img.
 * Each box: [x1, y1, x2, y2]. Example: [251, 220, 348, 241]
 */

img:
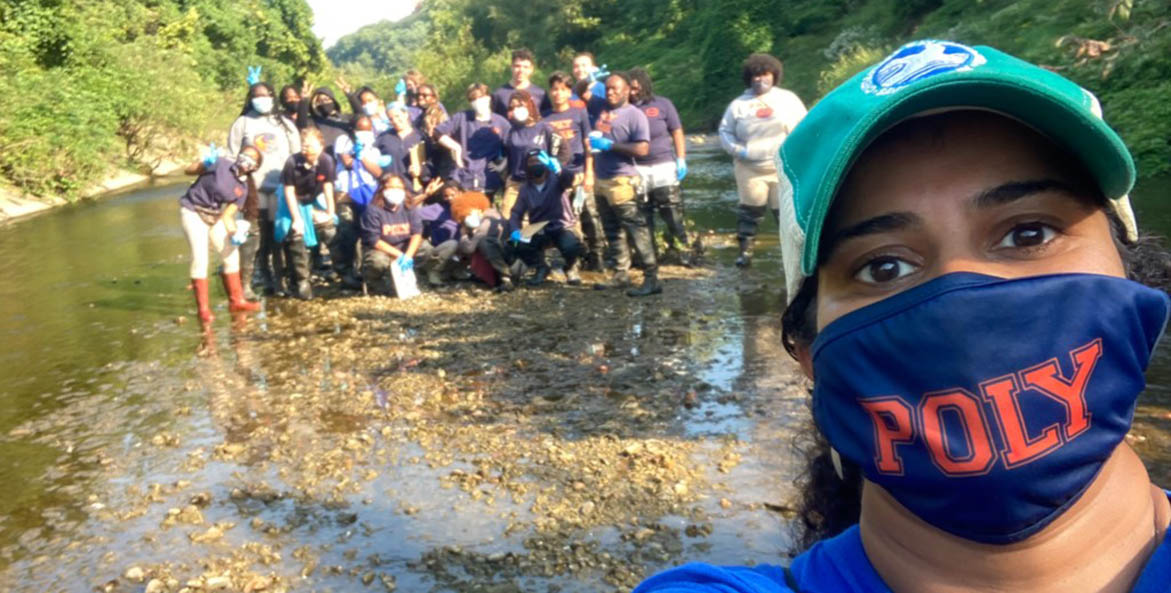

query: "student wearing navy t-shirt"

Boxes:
[634, 41, 1171, 593]
[436, 83, 511, 195]
[359, 174, 432, 297]
[375, 104, 425, 192]
[508, 149, 583, 287]
[278, 128, 336, 300]
[588, 72, 660, 297]
[630, 68, 693, 265]
[491, 48, 548, 118]
[500, 89, 559, 220]
[178, 145, 264, 324]
[544, 71, 605, 271]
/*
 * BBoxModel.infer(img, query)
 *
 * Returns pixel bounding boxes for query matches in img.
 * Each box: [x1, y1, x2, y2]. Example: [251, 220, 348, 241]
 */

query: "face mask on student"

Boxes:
[812, 272, 1169, 545]
[472, 96, 491, 119]
[751, 78, 773, 95]
[354, 131, 376, 148]
[384, 188, 406, 206]
[525, 162, 547, 180]
[251, 96, 274, 114]
[464, 212, 482, 229]
[512, 106, 529, 122]
[363, 102, 381, 117]
[234, 153, 257, 175]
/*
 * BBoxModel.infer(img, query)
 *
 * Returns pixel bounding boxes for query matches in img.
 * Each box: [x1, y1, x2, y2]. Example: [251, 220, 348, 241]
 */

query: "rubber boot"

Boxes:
[191, 278, 214, 324]
[221, 271, 261, 313]
[627, 268, 662, 297]
[286, 239, 313, 300]
[237, 226, 260, 301]
[735, 236, 753, 268]
[527, 265, 550, 287]
[565, 261, 582, 286]
[593, 269, 632, 290]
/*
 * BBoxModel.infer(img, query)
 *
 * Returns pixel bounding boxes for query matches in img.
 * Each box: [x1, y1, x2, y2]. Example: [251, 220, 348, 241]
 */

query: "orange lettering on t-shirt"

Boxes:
[382, 223, 411, 237]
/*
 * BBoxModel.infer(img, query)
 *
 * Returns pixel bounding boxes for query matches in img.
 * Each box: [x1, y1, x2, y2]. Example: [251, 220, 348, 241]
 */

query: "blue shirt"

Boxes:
[633, 501, 1171, 593]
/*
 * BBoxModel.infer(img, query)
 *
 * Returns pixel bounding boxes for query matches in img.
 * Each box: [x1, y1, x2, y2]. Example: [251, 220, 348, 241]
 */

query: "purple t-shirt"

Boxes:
[491, 83, 548, 117]
[636, 96, 682, 165]
[509, 172, 576, 232]
[179, 158, 248, 212]
[414, 202, 459, 245]
[594, 103, 650, 180]
[505, 121, 558, 181]
[360, 202, 423, 250]
[543, 107, 591, 174]
[436, 111, 511, 191]
[374, 129, 423, 180]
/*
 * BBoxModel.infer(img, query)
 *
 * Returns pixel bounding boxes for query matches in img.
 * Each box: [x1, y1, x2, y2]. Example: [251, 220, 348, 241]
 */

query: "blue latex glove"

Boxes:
[536, 150, 561, 175]
[231, 227, 249, 246]
[588, 135, 614, 152]
[202, 143, 219, 168]
[676, 157, 688, 181]
[377, 155, 393, 169]
[246, 66, 262, 86]
[395, 78, 408, 97]
[332, 213, 340, 226]
[509, 229, 522, 244]
[588, 64, 610, 83]
[590, 80, 606, 99]
[396, 255, 414, 272]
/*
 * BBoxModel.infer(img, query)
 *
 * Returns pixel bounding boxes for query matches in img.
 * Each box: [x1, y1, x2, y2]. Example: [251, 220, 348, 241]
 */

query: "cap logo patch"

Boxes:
[862, 40, 987, 96]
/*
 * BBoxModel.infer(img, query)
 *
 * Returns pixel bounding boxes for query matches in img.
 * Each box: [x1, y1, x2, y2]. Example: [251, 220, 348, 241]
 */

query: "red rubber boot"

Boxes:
[191, 278, 215, 323]
[222, 271, 261, 313]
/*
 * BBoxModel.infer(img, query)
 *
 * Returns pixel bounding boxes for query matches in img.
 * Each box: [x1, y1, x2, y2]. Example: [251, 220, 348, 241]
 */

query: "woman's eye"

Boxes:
[996, 222, 1056, 249]
[854, 256, 916, 284]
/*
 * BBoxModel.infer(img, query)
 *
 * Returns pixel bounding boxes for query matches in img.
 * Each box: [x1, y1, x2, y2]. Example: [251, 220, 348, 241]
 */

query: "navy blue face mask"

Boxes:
[811, 272, 1169, 544]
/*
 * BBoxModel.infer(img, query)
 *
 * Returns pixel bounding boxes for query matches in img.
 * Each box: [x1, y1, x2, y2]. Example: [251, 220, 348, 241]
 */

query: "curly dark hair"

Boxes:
[508, 89, 541, 126]
[742, 53, 784, 88]
[628, 67, 655, 102]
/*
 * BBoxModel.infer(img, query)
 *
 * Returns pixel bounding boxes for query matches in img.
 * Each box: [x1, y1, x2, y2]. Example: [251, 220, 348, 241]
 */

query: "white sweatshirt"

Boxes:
[227, 112, 301, 193]
[718, 87, 807, 168]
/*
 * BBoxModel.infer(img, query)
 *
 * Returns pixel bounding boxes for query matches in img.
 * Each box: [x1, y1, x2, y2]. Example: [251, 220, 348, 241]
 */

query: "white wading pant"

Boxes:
[733, 160, 781, 209]
[180, 207, 239, 279]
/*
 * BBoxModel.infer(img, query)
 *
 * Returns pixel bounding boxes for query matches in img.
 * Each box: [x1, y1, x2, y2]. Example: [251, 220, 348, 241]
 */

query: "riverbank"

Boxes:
[0, 159, 186, 226]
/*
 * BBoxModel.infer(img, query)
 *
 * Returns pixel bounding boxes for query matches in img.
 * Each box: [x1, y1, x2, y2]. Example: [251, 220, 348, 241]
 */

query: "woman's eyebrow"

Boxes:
[973, 179, 1080, 208]
[821, 211, 919, 262]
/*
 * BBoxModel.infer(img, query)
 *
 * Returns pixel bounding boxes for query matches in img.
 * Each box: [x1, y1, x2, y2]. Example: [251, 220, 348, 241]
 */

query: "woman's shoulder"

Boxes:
[631, 562, 794, 593]
[633, 525, 890, 593]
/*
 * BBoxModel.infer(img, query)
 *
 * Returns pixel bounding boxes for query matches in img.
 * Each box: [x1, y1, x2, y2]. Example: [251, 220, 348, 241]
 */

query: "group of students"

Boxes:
[174, 39, 1171, 593]
[180, 49, 789, 323]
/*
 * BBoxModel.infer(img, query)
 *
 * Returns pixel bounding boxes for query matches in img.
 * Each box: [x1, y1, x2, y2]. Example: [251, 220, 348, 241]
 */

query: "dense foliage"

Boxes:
[0, 0, 326, 196]
[331, 0, 1171, 178]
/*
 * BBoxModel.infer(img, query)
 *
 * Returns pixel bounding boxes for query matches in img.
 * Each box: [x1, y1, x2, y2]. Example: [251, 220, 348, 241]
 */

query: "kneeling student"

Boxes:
[508, 149, 583, 286]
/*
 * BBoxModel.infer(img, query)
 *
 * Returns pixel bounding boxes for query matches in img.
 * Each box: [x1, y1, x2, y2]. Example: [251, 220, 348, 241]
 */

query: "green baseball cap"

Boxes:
[777, 40, 1137, 299]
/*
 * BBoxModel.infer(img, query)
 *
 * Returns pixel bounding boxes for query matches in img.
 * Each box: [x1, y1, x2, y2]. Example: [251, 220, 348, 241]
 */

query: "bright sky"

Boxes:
[307, 0, 419, 48]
